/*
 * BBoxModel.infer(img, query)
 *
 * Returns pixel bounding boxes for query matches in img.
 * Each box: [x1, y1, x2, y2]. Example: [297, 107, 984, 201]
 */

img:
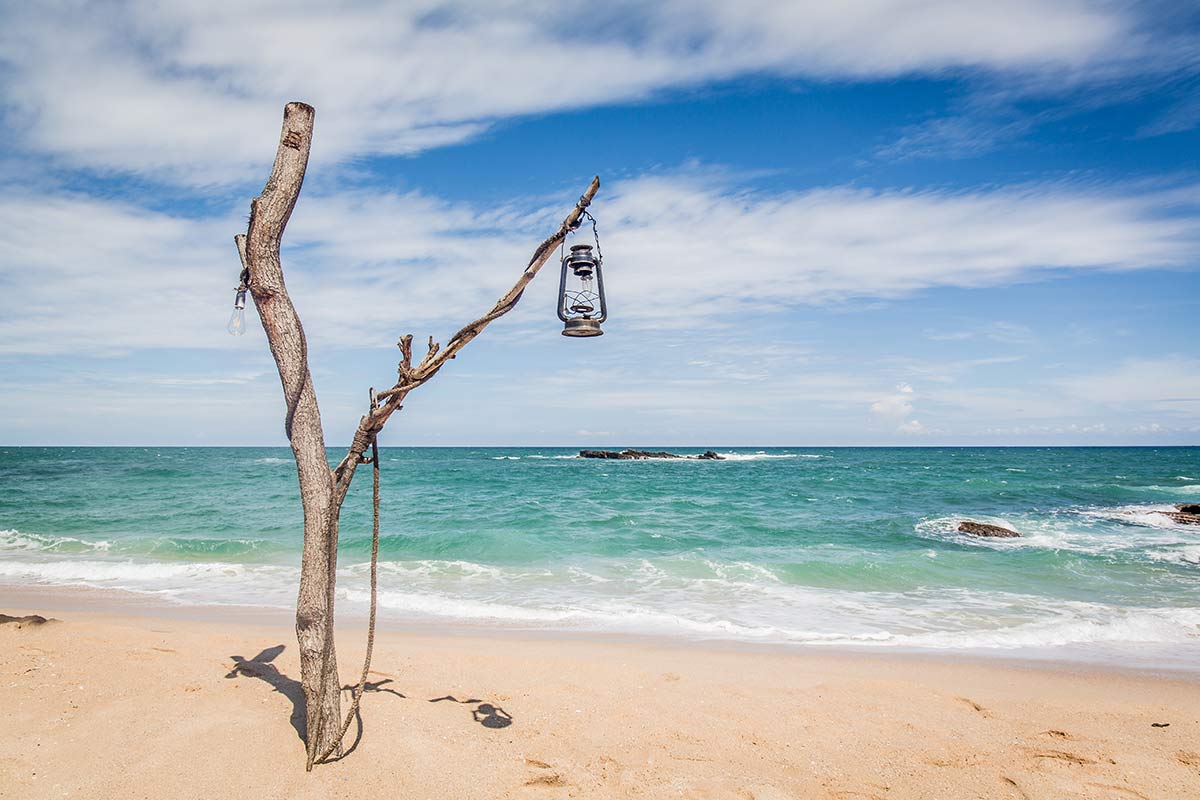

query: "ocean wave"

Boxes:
[0, 529, 279, 559]
[914, 516, 1024, 546]
[338, 585, 1200, 651]
[915, 505, 1200, 557]
[0, 558, 278, 583]
[1076, 503, 1194, 529]
[491, 456, 521, 460]
[526, 455, 580, 460]
[1145, 546, 1200, 567]
[718, 451, 821, 461]
[0, 529, 111, 553]
[1146, 484, 1200, 495]
[3, 548, 1196, 654]
[253, 457, 289, 465]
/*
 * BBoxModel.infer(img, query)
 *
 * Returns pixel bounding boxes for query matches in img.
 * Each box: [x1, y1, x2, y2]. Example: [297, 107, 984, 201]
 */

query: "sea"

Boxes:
[1, 446, 1198, 669]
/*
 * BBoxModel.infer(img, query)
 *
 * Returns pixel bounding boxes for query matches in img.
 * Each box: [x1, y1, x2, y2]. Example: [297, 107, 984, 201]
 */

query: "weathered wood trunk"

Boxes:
[236, 102, 344, 762]
[234, 101, 601, 768]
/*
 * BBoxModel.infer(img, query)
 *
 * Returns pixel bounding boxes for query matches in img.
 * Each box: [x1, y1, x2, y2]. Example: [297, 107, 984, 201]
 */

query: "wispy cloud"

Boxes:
[1, 172, 1197, 357]
[0, 0, 1150, 184]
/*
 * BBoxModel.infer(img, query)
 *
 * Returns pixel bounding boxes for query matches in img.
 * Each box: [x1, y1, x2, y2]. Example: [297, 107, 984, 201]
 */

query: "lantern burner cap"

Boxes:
[562, 318, 604, 337]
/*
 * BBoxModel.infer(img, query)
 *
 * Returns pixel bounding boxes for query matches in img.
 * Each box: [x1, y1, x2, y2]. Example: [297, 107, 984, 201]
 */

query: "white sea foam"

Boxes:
[528, 451, 816, 462]
[2, 547, 1196, 657]
[1076, 504, 1193, 530]
[0, 529, 111, 553]
[914, 516, 1023, 544]
[253, 457, 288, 465]
[1147, 484, 1200, 495]
[1145, 546, 1200, 567]
[717, 451, 813, 461]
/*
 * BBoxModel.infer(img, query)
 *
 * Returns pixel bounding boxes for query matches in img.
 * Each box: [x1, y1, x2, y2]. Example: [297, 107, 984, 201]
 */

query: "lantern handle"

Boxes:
[580, 209, 603, 266]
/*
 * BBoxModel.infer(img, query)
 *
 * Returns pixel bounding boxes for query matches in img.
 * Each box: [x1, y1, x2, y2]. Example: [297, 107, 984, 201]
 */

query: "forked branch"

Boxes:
[331, 175, 600, 495]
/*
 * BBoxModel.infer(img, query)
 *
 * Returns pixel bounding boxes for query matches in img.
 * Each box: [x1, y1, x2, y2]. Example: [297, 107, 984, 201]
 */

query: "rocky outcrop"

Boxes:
[0, 613, 56, 627]
[1162, 511, 1200, 526]
[1176, 503, 1200, 514]
[957, 520, 1021, 538]
[579, 449, 725, 461]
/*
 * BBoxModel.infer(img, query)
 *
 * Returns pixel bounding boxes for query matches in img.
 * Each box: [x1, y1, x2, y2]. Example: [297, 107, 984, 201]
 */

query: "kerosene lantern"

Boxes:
[557, 228, 607, 337]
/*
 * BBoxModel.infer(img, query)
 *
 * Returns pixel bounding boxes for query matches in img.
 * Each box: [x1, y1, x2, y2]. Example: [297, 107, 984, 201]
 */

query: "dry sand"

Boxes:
[2, 601, 1199, 799]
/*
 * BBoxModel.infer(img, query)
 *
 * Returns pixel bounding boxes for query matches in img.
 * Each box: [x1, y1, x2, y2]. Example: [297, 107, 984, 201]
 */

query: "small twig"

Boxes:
[343, 176, 595, 489]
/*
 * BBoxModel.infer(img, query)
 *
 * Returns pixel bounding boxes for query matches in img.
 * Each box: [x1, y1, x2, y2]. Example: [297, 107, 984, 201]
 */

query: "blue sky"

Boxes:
[1, 0, 1198, 446]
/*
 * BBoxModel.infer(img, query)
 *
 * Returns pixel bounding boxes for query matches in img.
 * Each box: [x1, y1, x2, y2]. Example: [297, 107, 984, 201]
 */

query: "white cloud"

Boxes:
[871, 382, 921, 432]
[603, 173, 1199, 322]
[0, 0, 1143, 183]
[1, 174, 1197, 357]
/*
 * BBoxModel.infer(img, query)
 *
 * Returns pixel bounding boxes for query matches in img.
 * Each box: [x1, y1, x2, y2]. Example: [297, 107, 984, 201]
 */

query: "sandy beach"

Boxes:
[3, 595, 1198, 800]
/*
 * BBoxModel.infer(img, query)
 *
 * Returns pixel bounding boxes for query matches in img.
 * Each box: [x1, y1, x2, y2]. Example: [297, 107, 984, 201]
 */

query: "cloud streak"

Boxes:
[0, 0, 1147, 184]
[1, 173, 1196, 356]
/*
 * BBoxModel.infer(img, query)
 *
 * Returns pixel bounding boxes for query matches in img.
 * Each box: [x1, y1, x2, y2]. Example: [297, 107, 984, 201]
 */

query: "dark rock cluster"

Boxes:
[957, 520, 1021, 538]
[579, 449, 725, 461]
[1161, 504, 1200, 525]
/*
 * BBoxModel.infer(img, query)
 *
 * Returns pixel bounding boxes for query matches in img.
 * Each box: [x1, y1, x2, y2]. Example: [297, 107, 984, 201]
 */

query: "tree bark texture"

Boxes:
[236, 102, 343, 763]
[236, 101, 601, 768]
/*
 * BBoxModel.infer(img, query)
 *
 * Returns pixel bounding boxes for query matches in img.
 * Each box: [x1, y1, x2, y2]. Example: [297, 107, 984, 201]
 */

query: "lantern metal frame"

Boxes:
[557, 242, 607, 337]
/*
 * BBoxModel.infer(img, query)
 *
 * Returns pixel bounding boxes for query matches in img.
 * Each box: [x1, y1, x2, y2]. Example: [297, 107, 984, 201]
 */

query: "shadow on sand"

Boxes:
[225, 645, 510, 760]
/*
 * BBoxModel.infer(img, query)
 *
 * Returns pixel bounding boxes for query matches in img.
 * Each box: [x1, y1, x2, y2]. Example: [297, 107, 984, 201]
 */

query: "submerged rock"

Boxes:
[957, 520, 1021, 538]
[578, 449, 725, 461]
[1162, 511, 1200, 526]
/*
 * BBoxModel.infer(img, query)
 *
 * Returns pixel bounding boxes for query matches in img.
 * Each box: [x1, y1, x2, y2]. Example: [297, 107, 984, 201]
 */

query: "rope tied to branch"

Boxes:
[307, 425, 382, 770]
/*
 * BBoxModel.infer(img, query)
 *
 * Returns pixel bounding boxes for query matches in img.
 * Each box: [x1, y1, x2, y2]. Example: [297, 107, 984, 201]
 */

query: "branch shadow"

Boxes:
[223, 648, 511, 763]
[430, 695, 514, 729]
[226, 644, 307, 741]
[224, 646, 409, 752]
[337, 678, 408, 760]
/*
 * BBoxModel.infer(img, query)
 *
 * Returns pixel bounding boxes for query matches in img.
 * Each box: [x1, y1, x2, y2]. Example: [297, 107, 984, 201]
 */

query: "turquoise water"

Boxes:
[1, 447, 1198, 664]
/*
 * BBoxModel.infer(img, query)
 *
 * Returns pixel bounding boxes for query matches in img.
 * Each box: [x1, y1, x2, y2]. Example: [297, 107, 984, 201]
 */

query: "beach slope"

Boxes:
[2, 608, 1198, 799]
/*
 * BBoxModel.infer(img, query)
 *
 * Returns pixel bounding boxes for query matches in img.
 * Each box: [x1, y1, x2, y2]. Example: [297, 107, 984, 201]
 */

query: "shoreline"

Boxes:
[3, 594, 1199, 798]
[5, 581, 1200, 681]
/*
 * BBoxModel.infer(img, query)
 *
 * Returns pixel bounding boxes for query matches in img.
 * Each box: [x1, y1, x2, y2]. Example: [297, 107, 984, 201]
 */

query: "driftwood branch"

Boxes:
[235, 102, 345, 765]
[331, 175, 600, 497]
[235, 100, 601, 768]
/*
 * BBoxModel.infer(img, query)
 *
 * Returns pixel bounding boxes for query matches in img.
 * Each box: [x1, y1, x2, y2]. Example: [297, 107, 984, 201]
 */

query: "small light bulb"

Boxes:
[227, 305, 247, 336]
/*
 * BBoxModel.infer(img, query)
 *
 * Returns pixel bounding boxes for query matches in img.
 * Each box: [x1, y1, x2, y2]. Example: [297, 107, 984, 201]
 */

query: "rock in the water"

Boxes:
[1176, 503, 1200, 514]
[1162, 511, 1200, 526]
[579, 449, 679, 460]
[957, 521, 1021, 538]
[578, 449, 725, 461]
[0, 613, 56, 627]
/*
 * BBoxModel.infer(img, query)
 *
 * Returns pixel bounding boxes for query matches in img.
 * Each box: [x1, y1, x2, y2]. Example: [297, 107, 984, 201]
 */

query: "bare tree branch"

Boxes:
[331, 176, 600, 496]
[235, 101, 601, 766]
